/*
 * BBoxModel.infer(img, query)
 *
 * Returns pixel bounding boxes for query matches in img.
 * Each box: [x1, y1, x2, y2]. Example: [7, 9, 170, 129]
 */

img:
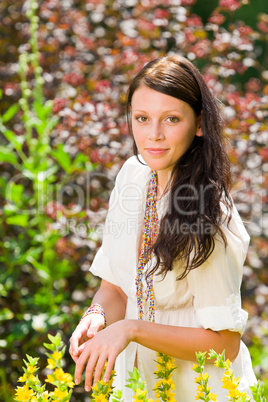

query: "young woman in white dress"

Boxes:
[69, 55, 256, 401]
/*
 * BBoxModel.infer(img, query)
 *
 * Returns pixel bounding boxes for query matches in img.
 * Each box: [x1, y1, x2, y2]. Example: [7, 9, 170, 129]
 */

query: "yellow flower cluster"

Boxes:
[15, 333, 74, 402]
[16, 336, 265, 402]
[193, 353, 218, 402]
[91, 365, 116, 401]
[124, 367, 153, 402]
[15, 358, 47, 402]
[153, 352, 176, 402]
[193, 350, 254, 402]
[217, 357, 251, 401]
[133, 387, 152, 402]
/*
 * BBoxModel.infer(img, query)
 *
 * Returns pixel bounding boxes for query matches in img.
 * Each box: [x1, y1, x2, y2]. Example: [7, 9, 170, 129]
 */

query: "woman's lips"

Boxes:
[145, 148, 169, 155]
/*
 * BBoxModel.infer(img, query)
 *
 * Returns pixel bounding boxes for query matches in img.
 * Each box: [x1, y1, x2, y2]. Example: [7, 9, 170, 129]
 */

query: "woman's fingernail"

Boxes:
[75, 378, 79, 385]
[85, 386, 90, 392]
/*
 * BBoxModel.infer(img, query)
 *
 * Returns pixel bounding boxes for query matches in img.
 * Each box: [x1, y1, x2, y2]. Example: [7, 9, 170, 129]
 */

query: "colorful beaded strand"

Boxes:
[135, 170, 159, 323]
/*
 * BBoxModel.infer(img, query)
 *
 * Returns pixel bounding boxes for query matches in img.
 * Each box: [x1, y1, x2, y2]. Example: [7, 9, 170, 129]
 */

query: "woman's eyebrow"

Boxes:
[133, 109, 183, 113]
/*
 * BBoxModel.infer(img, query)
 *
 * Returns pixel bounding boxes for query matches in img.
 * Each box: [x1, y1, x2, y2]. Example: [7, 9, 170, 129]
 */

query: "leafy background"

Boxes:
[0, 0, 267, 400]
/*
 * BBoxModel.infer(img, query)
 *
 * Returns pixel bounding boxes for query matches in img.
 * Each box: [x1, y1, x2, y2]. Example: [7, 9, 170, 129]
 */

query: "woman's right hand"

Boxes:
[69, 313, 105, 363]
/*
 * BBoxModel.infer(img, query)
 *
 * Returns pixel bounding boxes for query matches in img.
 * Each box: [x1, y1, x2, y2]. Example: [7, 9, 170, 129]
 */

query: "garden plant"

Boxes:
[0, 0, 267, 400]
[15, 333, 266, 402]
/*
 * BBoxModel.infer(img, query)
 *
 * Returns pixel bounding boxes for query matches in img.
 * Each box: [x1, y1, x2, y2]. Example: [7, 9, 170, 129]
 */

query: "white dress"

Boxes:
[89, 155, 256, 401]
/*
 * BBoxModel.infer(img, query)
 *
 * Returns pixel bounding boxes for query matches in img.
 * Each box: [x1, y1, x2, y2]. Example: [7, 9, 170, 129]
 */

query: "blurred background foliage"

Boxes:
[0, 0, 267, 400]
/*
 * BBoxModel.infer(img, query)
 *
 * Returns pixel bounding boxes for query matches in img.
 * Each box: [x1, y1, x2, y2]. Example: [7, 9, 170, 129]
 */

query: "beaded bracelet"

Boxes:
[80, 303, 107, 328]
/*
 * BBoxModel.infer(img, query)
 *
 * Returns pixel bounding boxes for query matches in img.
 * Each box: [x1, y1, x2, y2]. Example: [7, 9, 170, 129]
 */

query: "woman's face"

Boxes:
[131, 86, 201, 178]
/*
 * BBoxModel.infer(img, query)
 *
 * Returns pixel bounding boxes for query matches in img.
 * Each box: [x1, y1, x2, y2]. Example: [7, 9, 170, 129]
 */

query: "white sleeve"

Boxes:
[187, 204, 250, 335]
[89, 155, 147, 289]
[89, 172, 121, 287]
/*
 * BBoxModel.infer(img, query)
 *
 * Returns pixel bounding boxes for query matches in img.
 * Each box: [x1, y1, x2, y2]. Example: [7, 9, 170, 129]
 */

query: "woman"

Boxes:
[69, 55, 256, 400]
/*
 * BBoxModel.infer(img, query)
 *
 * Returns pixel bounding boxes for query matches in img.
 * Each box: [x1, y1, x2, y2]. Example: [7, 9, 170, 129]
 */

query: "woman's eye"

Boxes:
[136, 116, 148, 123]
[167, 116, 179, 123]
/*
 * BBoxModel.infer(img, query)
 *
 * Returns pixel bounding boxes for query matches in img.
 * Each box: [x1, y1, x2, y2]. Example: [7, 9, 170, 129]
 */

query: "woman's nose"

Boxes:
[147, 121, 164, 141]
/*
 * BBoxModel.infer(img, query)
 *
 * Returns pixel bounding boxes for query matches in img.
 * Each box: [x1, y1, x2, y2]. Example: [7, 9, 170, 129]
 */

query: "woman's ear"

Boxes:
[196, 127, 203, 137]
[195, 113, 203, 137]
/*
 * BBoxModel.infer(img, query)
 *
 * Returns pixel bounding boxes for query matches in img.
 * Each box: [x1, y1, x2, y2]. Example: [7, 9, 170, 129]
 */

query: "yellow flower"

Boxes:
[50, 387, 69, 399]
[202, 373, 209, 381]
[54, 368, 68, 382]
[93, 395, 108, 402]
[133, 388, 147, 401]
[197, 384, 205, 392]
[221, 377, 238, 391]
[166, 359, 175, 371]
[208, 392, 218, 401]
[28, 374, 39, 383]
[225, 359, 231, 368]
[195, 372, 209, 383]
[195, 391, 205, 400]
[15, 385, 35, 401]
[18, 373, 27, 382]
[153, 379, 162, 389]
[228, 388, 246, 398]
[52, 351, 62, 360]
[43, 391, 50, 402]
[166, 395, 176, 402]
[52, 368, 75, 388]
[27, 365, 37, 374]
[47, 358, 56, 369]
[156, 363, 162, 372]
[45, 373, 54, 384]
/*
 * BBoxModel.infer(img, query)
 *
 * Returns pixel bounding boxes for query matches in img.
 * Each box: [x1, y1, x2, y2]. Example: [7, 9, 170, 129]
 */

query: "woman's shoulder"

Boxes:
[220, 199, 250, 263]
[116, 155, 150, 184]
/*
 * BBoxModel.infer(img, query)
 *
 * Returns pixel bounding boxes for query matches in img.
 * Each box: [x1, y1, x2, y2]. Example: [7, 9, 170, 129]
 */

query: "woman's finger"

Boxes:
[69, 316, 92, 359]
[103, 352, 117, 382]
[75, 344, 92, 386]
[86, 314, 105, 338]
[77, 342, 87, 356]
[84, 352, 99, 391]
[92, 355, 108, 387]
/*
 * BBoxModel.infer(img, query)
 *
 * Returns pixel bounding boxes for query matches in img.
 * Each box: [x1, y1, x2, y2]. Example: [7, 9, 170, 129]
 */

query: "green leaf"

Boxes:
[47, 333, 63, 349]
[26, 355, 39, 366]
[111, 390, 124, 402]
[6, 215, 29, 227]
[3, 203, 20, 215]
[43, 249, 56, 265]
[2, 104, 19, 123]
[0, 176, 8, 196]
[36, 165, 58, 182]
[43, 343, 56, 352]
[0, 146, 18, 165]
[70, 152, 89, 172]
[2, 130, 25, 151]
[50, 144, 71, 172]
[0, 308, 14, 321]
[26, 256, 50, 280]
[6, 182, 24, 204]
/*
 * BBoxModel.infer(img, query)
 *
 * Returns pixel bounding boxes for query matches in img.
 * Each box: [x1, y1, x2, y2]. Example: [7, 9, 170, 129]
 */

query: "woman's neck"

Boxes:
[156, 170, 172, 200]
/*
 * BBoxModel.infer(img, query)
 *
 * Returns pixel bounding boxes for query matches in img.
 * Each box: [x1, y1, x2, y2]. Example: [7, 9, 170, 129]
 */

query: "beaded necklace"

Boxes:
[135, 170, 159, 322]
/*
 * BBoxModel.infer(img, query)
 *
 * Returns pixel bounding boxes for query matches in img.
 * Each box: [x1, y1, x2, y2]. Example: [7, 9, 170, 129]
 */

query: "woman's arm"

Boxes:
[131, 320, 241, 361]
[69, 280, 127, 361]
[92, 279, 127, 326]
[74, 318, 240, 391]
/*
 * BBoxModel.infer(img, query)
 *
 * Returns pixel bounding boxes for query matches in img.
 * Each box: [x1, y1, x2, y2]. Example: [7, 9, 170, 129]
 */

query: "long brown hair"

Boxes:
[126, 55, 232, 279]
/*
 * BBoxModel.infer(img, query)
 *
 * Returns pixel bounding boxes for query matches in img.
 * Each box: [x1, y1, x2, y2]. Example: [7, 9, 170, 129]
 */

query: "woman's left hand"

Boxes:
[74, 319, 134, 391]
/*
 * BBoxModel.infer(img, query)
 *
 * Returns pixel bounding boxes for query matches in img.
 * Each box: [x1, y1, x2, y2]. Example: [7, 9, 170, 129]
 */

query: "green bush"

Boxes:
[0, 0, 267, 400]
